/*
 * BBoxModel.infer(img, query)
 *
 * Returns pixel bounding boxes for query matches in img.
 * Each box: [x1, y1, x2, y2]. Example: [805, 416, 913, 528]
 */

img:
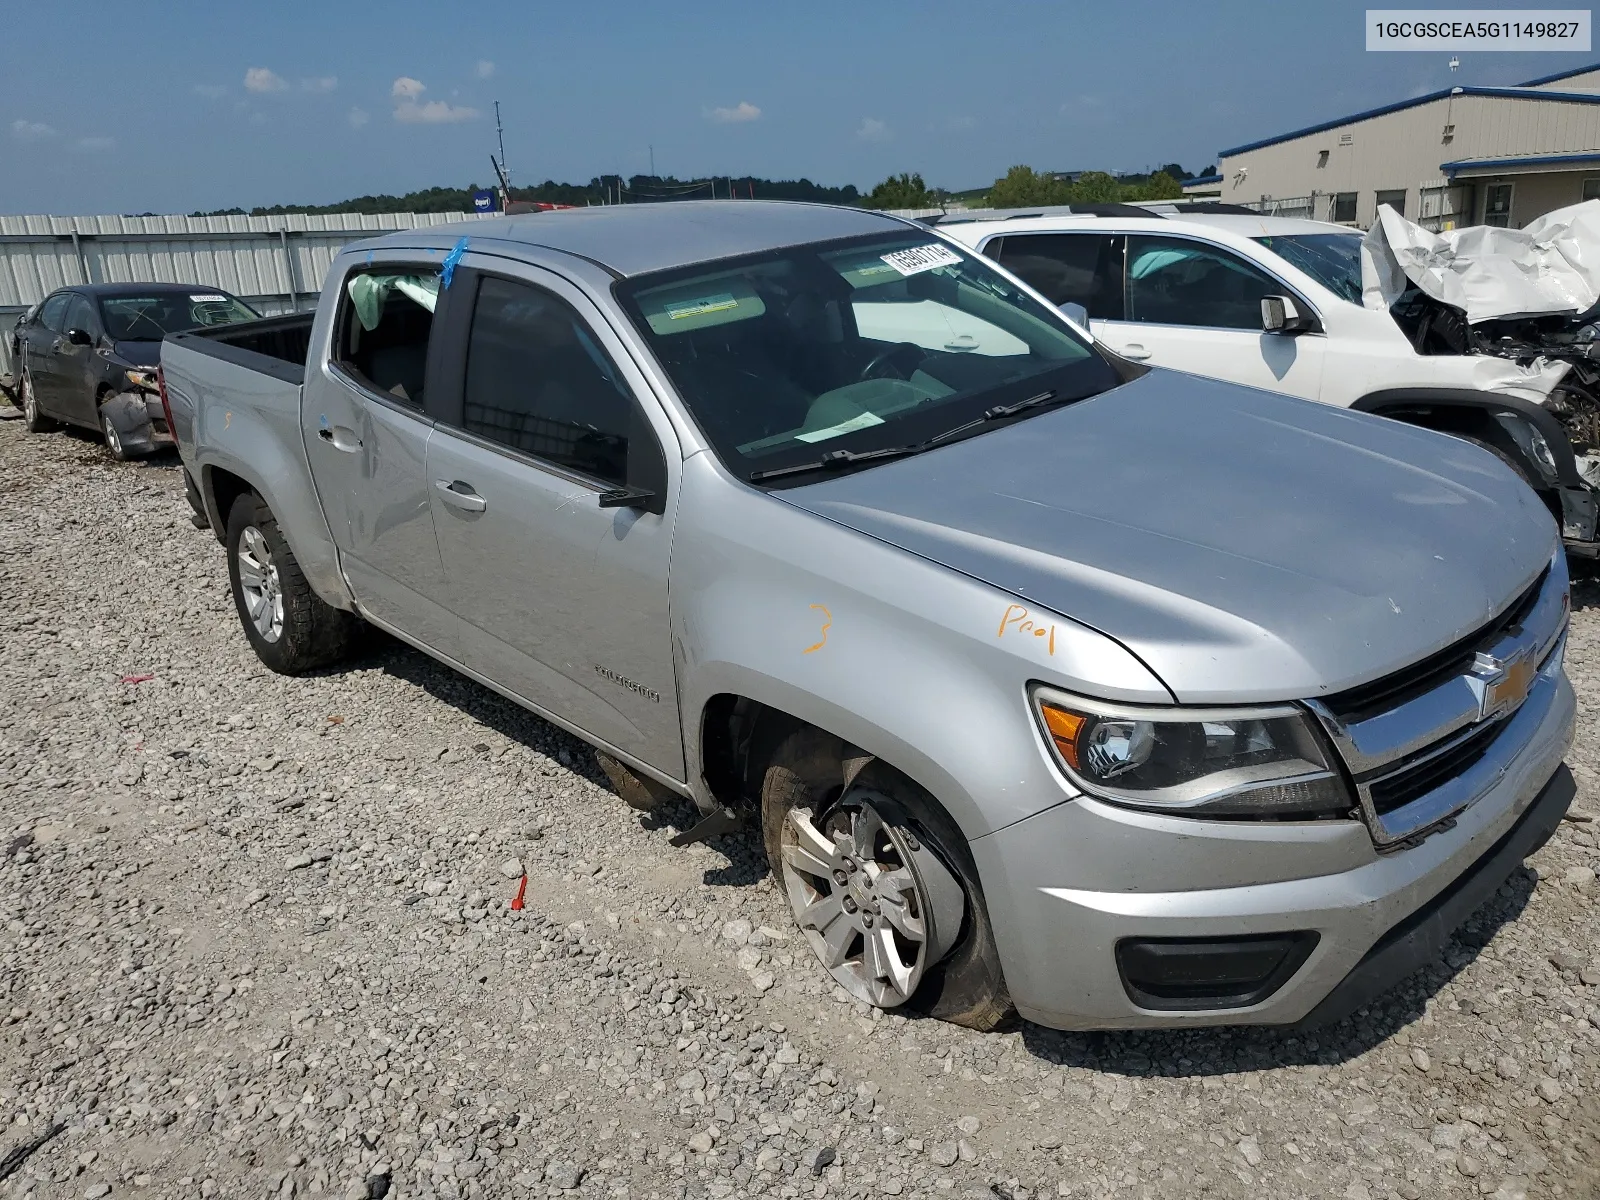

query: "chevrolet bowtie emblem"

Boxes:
[1468, 649, 1536, 722]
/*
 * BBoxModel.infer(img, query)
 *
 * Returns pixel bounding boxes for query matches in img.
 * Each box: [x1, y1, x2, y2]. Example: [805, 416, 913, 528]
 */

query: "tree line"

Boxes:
[194, 162, 1213, 217]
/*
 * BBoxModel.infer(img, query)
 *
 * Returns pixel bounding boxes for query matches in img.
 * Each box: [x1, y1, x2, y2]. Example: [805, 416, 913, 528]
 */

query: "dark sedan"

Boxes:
[15, 283, 259, 457]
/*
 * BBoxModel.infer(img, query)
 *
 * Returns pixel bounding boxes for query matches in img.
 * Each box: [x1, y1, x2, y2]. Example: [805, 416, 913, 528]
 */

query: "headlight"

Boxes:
[1495, 413, 1560, 483]
[125, 368, 158, 390]
[1032, 686, 1352, 818]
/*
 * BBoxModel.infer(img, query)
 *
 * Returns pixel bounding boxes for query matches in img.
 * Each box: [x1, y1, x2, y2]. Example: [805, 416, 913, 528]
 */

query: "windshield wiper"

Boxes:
[748, 390, 1062, 484]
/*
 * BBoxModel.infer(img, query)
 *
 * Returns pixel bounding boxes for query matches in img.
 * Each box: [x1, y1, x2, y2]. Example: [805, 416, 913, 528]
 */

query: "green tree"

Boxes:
[1064, 171, 1121, 205]
[986, 165, 1070, 208]
[1126, 171, 1184, 201]
[865, 172, 936, 210]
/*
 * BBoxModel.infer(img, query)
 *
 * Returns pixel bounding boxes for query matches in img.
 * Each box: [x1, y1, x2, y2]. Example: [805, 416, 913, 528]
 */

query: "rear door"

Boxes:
[422, 258, 685, 777]
[1104, 234, 1326, 400]
[26, 293, 72, 414]
[985, 231, 1126, 329]
[301, 256, 458, 654]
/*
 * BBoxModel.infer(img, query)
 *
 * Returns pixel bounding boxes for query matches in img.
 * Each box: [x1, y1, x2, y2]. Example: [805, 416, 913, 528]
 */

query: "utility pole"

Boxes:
[494, 101, 509, 205]
[649, 144, 656, 179]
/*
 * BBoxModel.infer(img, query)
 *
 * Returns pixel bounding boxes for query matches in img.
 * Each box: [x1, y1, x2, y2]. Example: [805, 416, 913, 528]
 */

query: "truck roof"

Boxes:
[379, 200, 908, 279]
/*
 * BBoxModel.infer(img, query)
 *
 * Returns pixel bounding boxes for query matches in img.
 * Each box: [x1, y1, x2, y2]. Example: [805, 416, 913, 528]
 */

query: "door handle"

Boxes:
[434, 480, 487, 512]
[1120, 344, 1152, 361]
[317, 425, 362, 452]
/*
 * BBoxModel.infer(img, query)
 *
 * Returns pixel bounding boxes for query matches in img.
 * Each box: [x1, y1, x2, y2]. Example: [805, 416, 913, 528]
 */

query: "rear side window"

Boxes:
[38, 294, 70, 332]
[987, 233, 1125, 319]
[459, 275, 638, 486]
[331, 267, 440, 407]
[1125, 235, 1282, 330]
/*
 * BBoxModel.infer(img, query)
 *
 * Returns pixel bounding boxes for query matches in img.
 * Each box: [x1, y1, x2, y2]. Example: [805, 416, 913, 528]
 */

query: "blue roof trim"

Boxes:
[1517, 61, 1600, 87]
[1182, 174, 1223, 185]
[1220, 85, 1600, 159]
[1441, 151, 1600, 177]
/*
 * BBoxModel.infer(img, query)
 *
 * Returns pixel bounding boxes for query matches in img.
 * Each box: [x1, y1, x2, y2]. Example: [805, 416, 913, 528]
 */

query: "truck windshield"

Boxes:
[1253, 233, 1365, 304]
[615, 231, 1120, 483]
[99, 293, 260, 341]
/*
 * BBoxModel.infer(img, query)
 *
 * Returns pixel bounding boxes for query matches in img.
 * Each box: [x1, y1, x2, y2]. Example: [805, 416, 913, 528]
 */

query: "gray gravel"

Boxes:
[1, 414, 1598, 1200]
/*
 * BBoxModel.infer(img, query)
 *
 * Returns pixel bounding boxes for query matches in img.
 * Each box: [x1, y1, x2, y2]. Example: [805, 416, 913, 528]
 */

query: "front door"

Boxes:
[300, 258, 459, 655]
[1097, 234, 1326, 401]
[57, 294, 102, 426]
[423, 260, 684, 777]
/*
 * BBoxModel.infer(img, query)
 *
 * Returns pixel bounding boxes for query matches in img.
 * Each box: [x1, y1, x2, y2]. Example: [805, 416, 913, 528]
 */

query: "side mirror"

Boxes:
[65, 328, 93, 347]
[1058, 301, 1090, 328]
[1261, 295, 1313, 335]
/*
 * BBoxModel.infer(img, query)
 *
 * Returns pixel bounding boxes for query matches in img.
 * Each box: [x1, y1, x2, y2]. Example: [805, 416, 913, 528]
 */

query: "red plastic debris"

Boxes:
[120, 674, 155, 685]
[509, 874, 528, 912]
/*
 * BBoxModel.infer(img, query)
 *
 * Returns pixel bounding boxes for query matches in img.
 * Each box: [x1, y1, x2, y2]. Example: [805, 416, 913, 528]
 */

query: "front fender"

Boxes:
[672, 455, 1172, 841]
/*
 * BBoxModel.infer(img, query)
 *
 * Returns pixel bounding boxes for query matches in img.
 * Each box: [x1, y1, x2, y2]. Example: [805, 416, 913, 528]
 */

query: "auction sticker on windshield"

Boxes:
[190, 294, 228, 302]
[881, 244, 962, 277]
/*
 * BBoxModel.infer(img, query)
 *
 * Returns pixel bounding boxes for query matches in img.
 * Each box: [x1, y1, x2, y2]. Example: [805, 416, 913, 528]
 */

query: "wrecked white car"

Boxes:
[931, 203, 1600, 556]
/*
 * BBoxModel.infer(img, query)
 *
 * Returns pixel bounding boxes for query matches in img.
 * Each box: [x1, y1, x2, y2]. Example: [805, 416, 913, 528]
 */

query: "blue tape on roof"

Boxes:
[441, 237, 469, 288]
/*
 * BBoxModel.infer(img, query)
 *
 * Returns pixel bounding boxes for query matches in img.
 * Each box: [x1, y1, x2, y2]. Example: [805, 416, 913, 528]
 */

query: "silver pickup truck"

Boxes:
[162, 201, 1575, 1032]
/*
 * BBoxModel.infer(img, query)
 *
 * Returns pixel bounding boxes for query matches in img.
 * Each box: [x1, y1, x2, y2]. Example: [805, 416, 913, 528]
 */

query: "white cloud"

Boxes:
[474, 60, 496, 79]
[244, 67, 288, 93]
[707, 100, 761, 124]
[193, 84, 227, 99]
[391, 76, 426, 100]
[347, 107, 370, 129]
[856, 117, 890, 142]
[395, 99, 480, 124]
[74, 136, 114, 152]
[10, 119, 56, 141]
[300, 76, 338, 93]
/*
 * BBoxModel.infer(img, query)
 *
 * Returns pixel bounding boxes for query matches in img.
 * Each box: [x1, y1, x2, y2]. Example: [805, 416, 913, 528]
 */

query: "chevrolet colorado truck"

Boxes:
[161, 201, 1575, 1031]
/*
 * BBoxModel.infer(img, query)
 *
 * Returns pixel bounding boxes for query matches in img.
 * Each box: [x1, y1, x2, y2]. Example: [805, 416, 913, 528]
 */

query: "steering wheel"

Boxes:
[858, 341, 923, 383]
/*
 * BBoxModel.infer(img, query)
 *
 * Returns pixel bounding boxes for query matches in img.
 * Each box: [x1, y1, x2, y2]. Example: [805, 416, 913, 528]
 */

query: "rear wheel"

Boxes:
[225, 493, 357, 674]
[760, 727, 1012, 1029]
[19, 369, 56, 433]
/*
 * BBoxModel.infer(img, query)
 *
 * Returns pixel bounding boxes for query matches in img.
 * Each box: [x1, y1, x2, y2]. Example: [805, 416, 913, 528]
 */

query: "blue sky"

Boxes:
[1, 0, 1592, 214]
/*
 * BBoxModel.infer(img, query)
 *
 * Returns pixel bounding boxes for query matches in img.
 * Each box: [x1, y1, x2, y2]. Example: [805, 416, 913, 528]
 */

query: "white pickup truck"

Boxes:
[932, 205, 1600, 558]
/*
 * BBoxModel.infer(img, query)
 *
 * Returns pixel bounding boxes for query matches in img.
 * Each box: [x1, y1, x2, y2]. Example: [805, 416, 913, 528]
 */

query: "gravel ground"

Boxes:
[1, 411, 1598, 1200]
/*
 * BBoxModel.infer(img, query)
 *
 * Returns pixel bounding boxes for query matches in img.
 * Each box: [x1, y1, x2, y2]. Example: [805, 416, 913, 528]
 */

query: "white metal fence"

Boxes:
[0, 210, 488, 379]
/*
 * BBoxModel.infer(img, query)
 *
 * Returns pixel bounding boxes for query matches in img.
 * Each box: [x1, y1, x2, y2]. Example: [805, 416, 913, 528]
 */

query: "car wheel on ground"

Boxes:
[99, 402, 134, 461]
[18, 369, 56, 434]
[225, 493, 357, 674]
[759, 726, 1012, 1029]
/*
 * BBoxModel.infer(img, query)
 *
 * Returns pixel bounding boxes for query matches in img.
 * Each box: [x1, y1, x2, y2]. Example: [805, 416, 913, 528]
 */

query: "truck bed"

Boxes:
[165, 311, 315, 385]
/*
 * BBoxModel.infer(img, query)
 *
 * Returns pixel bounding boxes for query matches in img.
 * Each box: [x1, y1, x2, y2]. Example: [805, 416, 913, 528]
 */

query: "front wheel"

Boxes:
[760, 728, 1012, 1029]
[225, 493, 357, 674]
[100, 405, 134, 461]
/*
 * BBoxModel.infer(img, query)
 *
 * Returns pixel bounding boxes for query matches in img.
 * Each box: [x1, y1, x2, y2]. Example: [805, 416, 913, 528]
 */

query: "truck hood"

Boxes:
[778, 370, 1557, 703]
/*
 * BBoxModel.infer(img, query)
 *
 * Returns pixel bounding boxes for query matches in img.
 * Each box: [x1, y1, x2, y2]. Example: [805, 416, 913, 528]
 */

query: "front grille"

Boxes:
[1321, 567, 1547, 724]
[1366, 718, 1508, 815]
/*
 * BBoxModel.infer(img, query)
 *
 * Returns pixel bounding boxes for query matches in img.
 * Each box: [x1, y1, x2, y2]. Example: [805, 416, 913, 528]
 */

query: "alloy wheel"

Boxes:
[20, 372, 36, 423]
[101, 413, 123, 458]
[780, 791, 964, 1008]
[236, 526, 285, 643]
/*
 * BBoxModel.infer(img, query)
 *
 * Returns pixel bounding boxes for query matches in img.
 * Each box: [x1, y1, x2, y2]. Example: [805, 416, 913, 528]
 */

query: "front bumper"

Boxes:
[972, 666, 1575, 1030]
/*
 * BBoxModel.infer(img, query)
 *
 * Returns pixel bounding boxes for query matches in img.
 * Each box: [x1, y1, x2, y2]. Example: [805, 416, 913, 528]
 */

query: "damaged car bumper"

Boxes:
[100, 390, 173, 456]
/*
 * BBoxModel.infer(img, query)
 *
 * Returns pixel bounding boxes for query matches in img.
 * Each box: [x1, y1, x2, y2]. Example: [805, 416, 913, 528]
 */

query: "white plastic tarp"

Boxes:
[1361, 199, 1600, 324]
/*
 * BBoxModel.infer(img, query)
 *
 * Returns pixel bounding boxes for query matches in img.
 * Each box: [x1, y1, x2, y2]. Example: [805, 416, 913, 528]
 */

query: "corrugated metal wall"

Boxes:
[0, 210, 487, 378]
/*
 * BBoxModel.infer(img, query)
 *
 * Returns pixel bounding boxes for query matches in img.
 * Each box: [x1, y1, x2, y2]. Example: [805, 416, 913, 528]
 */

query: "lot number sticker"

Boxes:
[881, 243, 961, 277]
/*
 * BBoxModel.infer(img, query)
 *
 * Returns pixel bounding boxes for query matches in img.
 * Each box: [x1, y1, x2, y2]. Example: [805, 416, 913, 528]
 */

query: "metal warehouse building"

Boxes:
[1209, 63, 1600, 230]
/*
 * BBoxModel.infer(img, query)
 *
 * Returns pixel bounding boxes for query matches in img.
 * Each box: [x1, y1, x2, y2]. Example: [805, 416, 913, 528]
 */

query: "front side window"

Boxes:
[986, 233, 1125, 318]
[460, 276, 638, 486]
[1254, 233, 1364, 304]
[64, 296, 97, 336]
[1125, 235, 1284, 330]
[98, 292, 259, 341]
[615, 231, 1117, 483]
[332, 268, 440, 407]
